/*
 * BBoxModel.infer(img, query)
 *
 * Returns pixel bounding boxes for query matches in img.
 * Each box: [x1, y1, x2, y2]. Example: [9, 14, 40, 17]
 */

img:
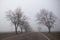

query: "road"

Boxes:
[2, 32, 50, 40]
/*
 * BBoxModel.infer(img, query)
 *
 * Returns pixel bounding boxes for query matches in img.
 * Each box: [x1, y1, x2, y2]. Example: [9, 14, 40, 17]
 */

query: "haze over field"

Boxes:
[0, 0, 60, 32]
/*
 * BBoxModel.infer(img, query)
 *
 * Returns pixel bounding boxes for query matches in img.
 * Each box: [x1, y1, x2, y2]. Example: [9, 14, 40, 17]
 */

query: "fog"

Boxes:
[0, 0, 60, 32]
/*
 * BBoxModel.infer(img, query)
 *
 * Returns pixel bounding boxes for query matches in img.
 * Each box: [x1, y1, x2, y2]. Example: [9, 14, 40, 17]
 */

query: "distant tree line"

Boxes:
[6, 8, 32, 34]
[6, 8, 57, 34]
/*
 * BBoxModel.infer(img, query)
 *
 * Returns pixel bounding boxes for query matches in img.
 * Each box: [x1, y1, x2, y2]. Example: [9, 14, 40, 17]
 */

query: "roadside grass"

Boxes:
[42, 32, 60, 40]
[0, 32, 22, 40]
[0, 32, 60, 40]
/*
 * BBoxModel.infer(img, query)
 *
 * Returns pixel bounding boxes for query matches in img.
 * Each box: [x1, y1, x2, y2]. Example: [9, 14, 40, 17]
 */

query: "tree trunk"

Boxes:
[15, 25, 18, 34]
[48, 28, 51, 33]
[21, 27, 22, 33]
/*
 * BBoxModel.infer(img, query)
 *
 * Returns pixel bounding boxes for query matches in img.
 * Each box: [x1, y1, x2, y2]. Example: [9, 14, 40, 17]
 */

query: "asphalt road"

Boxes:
[2, 32, 50, 40]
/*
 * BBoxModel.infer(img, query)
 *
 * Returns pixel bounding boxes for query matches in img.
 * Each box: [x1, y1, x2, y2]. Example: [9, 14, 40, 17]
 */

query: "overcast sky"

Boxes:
[0, 0, 60, 32]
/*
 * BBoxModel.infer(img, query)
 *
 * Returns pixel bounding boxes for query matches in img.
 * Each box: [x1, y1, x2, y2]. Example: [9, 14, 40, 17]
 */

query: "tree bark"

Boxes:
[48, 27, 51, 33]
[21, 27, 22, 33]
[15, 25, 18, 34]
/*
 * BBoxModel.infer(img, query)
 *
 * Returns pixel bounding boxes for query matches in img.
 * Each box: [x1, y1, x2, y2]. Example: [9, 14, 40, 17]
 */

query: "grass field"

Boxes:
[0, 32, 23, 40]
[42, 32, 60, 40]
[0, 32, 60, 40]
[0, 32, 16, 40]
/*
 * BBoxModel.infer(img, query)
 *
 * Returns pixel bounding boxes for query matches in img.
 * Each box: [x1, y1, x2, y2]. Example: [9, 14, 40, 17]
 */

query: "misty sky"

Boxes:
[0, 0, 60, 32]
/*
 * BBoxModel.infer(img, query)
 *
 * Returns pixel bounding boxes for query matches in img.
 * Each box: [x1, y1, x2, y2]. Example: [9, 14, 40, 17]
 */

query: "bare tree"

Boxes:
[17, 15, 27, 33]
[36, 9, 56, 33]
[19, 15, 32, 32]
[38, 27, 41, 32]
[6, 8, 23, 34]
[6, 10, 18, 34]
[15, 8, 23, 33]
[13, 8, 30, 33]
[23, 21, 31, 32]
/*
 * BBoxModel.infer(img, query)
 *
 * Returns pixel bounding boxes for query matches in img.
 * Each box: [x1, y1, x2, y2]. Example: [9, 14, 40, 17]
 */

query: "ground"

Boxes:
[42, 32, 60, 40]
[0, 32, 60, 40]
